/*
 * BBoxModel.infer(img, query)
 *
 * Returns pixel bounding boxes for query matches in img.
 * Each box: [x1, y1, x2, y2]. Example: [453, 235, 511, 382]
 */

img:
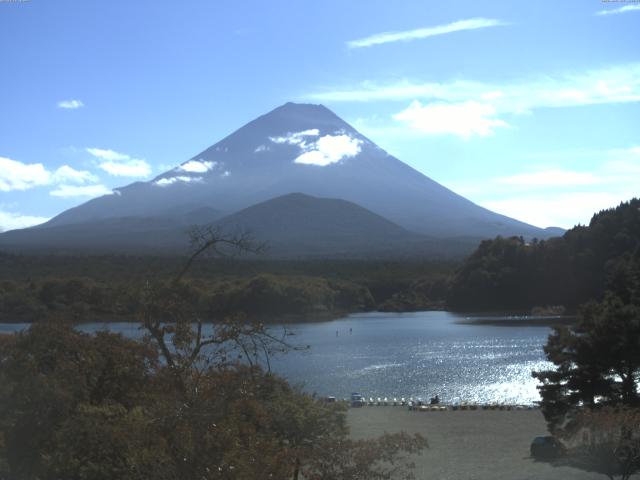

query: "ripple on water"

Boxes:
[269, 311, 553, 404]
[1, 311, 554, 404]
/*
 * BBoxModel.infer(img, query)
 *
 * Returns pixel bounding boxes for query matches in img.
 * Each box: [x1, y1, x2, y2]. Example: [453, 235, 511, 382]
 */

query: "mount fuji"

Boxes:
[0, 102, 561, 257]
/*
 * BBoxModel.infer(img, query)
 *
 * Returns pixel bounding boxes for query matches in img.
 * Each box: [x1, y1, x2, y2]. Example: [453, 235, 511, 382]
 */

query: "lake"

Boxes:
[1, 311, 555, 405]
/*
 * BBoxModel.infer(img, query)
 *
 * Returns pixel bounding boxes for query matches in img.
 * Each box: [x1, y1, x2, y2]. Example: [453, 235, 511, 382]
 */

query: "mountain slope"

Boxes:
[0, 102, 563, 257]
[0, 193, 481, 258]
[36, 102, 556, 239]
[215, 192, 419, 256]
[0, 208, 222, 253]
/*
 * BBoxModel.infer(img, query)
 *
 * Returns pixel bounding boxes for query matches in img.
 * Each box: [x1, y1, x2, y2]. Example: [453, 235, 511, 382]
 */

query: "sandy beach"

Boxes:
[348, 407, 607, 480]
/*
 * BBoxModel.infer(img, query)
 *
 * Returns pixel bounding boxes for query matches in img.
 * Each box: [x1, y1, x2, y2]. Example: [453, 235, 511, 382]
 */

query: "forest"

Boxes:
[448, 198, 640, 312]
[0, 253, 452, 323]
[0, 198, 638, 322]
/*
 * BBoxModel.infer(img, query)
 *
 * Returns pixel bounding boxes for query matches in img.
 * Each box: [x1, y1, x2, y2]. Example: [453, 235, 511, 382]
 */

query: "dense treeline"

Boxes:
[448, 198, 640, 311]
[0, 253, 455, 285]
[0, 275, 376, 323]
[2, 198, 639, 318]
[0, 254, 454, 322]
[206, 274, 375, 317]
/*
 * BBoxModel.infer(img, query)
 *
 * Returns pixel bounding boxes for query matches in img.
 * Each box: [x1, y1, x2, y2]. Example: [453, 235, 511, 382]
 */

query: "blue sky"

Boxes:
[0, 0, 638, 231]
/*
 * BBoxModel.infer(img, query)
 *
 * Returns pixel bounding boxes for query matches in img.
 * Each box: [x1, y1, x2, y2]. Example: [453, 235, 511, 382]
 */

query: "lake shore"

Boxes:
[347, 407, 602, 480]
[0, 310, 348, 325]
[455, 315, 577, 327]
[0, 310, 576, 326]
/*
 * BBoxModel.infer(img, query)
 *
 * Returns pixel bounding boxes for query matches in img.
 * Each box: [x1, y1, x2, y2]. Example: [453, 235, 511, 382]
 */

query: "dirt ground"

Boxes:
[347, 407, 615, 480]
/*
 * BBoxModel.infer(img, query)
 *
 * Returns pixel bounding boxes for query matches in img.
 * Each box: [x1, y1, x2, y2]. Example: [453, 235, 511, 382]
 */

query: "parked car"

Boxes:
[350, 392, 365, 407]
[530, 436, 563, 460]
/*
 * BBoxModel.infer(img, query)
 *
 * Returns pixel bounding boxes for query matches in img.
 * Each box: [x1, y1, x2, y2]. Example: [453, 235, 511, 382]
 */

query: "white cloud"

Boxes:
[86, 147, 152, 177]
[308, 63, 640, 111]
[393, 100, 509, 139]
[269, 129, 319, 145]
[52, 165, 98, 184]
[448, 146, 640, 228]
[57, 99, 84, 109]
[85, 148, 129, 161]
[0, 157, 51, 191]
[483, 192, 635, 230]
[595, 4, 640, 15]
[178, 160, 216, 173]
[493, 169, 602, 187]
[268, 129, 362, 166]
[254, 145, 270, 153]
[154, 176, 203, 187]
[294, 134, 363, 166]
[309, 63, 640, 139]
[0, 157, 103, 199]
[98, 159, 151, 177]
[0, 210, 49, 232]
[347, 18, 507, 48]
[0, 157, 105, 230]
[49, 184, 113, 198]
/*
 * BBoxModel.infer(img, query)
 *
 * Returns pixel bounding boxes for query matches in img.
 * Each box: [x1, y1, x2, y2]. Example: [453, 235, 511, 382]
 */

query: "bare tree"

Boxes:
[135, 225, 427, 479]
[139, 225, 297, 390]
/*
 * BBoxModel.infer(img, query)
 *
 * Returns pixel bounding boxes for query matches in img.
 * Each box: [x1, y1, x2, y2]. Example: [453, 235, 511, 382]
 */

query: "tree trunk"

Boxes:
[293, 457, 300, 480]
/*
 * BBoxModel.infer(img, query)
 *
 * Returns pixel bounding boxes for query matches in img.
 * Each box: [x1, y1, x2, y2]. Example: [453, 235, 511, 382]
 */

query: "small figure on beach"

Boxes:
[349, 327, 352, 334]
[336, 330, 339, 337]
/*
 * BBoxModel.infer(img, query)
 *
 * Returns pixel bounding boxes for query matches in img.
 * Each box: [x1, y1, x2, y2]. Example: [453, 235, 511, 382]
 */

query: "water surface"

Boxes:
[3, 311, 554, 404]
[268, 311, 552, 405]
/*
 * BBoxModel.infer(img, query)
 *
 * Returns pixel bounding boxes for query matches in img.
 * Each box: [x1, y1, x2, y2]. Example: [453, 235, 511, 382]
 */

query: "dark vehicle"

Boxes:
[350, 392, 365, 407]
[530, 436, 562, 460]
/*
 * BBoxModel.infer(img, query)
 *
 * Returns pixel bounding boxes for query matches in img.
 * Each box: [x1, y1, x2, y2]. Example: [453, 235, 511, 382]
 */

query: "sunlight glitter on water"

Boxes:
[270, 311, 555, 404]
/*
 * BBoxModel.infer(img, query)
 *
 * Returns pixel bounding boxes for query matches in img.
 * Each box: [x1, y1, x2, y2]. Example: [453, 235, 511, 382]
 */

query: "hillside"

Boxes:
[215, 193, 480, 258]
[0, 208, 222, 254]
[447, 198, 640, 311]
[0, 193, 481, 258]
